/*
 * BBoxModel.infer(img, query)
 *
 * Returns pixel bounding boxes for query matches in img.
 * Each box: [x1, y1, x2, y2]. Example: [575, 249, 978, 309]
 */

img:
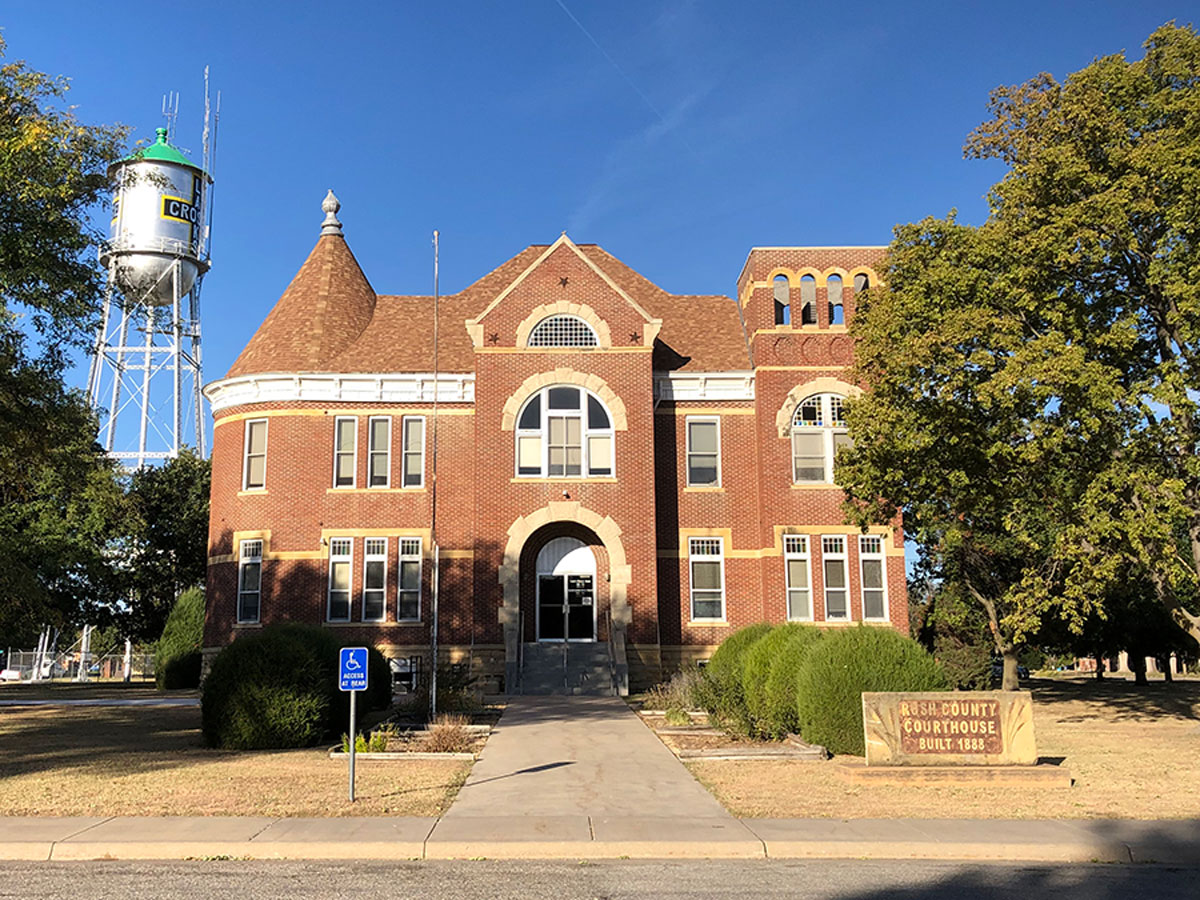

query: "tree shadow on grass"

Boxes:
[1030, 676, 1200, 722]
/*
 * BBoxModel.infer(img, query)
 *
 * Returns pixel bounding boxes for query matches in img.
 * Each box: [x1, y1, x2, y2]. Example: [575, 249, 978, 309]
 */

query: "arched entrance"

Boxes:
[535, 536, 597, 642]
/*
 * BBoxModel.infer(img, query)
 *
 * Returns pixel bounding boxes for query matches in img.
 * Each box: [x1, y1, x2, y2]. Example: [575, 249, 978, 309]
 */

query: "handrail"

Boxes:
[606, 609, 617, 691]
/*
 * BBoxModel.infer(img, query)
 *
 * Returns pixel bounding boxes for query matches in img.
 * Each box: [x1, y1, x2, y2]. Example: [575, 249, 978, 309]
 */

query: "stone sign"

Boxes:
[862, 691, 1037, 766]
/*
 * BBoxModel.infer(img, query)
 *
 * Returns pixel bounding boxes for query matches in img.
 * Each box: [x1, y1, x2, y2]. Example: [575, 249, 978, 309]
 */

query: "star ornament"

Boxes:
[559, 276, 569, 287]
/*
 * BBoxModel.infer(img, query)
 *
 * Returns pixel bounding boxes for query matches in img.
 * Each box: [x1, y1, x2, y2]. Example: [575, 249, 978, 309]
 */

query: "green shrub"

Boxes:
[155, 586, 206, 690]
[160, 651, 202, 690]
[663, 706, 691, 726]
[202, 624, 391, 749]
[796, 626, 949, 756]
[748, 624, 823, 738]
[702, 623, 772, 733]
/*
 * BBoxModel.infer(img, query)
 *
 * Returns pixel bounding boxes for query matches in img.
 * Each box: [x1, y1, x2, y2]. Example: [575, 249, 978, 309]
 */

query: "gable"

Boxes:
[466, 235, 661, 349]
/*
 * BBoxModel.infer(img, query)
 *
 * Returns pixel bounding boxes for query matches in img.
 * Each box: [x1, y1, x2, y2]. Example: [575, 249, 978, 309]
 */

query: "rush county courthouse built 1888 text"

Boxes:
[202, 195, 907, 694]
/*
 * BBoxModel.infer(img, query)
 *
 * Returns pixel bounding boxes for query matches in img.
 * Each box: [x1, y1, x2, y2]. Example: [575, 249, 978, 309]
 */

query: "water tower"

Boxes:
[87, 101, 216, 466]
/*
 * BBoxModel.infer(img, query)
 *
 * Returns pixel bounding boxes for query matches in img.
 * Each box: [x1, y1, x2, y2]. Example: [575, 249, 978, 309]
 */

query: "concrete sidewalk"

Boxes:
[2, 815, 1198, 862]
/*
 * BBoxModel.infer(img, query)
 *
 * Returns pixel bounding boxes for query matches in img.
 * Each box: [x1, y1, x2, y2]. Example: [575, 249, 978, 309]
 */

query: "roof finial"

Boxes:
[321, 189, 342, 235]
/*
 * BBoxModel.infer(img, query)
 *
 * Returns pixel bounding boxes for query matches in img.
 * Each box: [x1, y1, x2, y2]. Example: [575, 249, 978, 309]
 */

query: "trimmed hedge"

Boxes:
[202, 624, 391, 749]
[702, 623, 772, 733]
[155, 586, 205, 690]
[796, 626, 949, 756]
[753, 624, 824, 739]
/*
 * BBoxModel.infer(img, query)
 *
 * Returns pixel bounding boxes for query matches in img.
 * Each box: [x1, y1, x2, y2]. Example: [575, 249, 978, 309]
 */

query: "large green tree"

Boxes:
[839, 23, 1200, 687]
[0, 37, 133, 644]
[964, 23, 1200, 649]
[126, 449, 211, 640]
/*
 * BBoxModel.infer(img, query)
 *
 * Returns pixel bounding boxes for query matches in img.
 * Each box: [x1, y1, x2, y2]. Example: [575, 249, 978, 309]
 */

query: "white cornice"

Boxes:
[203, 372, 476, 413]
[204, 369, 755, 412]
[653, 371, 755, 402]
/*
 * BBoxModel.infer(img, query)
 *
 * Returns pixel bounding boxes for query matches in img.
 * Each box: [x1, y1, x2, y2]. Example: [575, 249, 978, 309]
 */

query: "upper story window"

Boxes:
[367, 417, 390, 488]
[333, 417, 357, 488]
[527, 315, 598, 348]
[243, 419, 267, 490]
[515, 385, 613, 478]
[791, 393, 850, 483]
[686, 417, 720, 487]
[401, 416, 425, 488]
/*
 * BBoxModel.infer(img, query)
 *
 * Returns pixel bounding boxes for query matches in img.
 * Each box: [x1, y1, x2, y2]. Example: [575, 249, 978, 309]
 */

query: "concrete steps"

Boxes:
[518, 642, 617, 696]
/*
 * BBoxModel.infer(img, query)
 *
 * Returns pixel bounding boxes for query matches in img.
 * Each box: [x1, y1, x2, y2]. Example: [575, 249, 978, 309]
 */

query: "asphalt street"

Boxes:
[2, 859, 1198, 899]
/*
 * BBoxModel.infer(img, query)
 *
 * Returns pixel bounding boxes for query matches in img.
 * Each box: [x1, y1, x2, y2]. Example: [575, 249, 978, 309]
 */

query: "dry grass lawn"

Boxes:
[0, 685, 470, 817]
[685, 677, 1200, 819]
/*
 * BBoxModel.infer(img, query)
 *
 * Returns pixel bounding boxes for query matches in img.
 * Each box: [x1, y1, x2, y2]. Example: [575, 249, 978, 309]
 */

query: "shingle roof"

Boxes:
[227, 234, 376, 377]
[228, 238, 752, 376]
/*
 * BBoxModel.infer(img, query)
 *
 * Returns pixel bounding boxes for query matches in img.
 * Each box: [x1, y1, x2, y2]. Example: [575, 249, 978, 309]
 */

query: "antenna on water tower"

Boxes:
[86, 73, 219, 468]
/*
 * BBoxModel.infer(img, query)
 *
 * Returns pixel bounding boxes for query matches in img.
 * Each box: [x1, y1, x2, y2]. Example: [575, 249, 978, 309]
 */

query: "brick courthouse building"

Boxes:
[202, 194, 907, 693]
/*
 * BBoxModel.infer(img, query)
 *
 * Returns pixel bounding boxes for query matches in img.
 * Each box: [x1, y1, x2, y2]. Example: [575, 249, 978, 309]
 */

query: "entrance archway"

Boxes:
[535, 536, 597, 642]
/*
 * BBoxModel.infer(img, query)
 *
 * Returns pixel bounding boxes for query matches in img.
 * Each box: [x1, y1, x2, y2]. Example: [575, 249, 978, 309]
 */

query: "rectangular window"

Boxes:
[822, 536, 848, 620]
[237, 539, 263, 623]
[327, 537, 352, 622]
[243, 419, 267, 490]
[792, 432, 825, 483]
[368, 417, 391, 488]
[859, 535, 888, 621]
[547, 415, 582, 476]
[333, 417, 357, 488]
[689, 537, 725, 621]
[398, 537, 422, 621]
[402, 416, 425, 488]
[784, 535, 812, 621]
[363, 537, 387, 622]
[686, 418, 720, 487]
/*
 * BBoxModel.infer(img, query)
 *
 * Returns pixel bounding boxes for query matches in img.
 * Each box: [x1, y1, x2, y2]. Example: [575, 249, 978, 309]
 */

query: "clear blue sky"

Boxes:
[2, 1, 1189, 392]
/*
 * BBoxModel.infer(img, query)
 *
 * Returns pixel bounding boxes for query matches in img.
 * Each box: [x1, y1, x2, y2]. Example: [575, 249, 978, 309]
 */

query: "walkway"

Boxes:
[447, 695, 727, 817]
[428, 694, 756, 855]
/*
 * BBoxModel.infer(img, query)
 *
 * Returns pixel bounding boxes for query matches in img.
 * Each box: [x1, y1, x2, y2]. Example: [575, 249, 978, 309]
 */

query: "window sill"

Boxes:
[326, 487, 427, 494]
[790, 482, 839, 490]
[510, 477, 619, 484]
[687, 619, 729, 627]
[234, 622, 262, 628]
[683, 485, 724, 492]
[237, 489, 268, 497]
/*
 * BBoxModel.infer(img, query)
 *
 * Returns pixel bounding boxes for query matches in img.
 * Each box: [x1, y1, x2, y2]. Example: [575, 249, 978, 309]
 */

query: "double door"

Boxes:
[537, 573, 595, 641]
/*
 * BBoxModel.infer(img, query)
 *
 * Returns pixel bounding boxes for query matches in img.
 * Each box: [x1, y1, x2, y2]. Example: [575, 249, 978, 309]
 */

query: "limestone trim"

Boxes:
[739, 263, 884, 307]
[775, 377, 862, 437]
[499, 368, 628, 431]
[498, 501, 630, 632]
[515, 302, 613, 349]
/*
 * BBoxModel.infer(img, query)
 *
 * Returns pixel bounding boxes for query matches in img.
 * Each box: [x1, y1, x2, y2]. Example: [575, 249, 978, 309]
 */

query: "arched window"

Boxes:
[827, 274, 844, 325]
[773, 275, 791, 326]
[798, 275, 817, 325]
[791, 393, 850, 483]
[853, 273, 870, 293]
[527, 315, 599, 347]
[515, 385, 614, 478]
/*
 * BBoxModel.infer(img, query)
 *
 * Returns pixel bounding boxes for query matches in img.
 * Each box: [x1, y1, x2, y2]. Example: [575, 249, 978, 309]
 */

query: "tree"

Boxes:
[837, 215, 1117, 688]
[0, 37, 132, 643]
[839, 24, 1200, 686]
[963, 23, 1200, 649]
[126, 450, 211, 640]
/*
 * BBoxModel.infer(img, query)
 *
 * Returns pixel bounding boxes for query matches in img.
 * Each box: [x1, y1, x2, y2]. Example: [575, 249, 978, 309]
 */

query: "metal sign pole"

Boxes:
[349, 690, 357, 803]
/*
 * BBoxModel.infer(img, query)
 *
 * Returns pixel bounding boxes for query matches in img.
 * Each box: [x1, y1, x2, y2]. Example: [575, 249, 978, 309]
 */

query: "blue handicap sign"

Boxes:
[339, 647, 368, 692]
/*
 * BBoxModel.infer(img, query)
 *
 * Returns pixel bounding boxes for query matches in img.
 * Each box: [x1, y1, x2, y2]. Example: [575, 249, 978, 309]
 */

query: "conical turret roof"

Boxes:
[227, 192, 376, 377]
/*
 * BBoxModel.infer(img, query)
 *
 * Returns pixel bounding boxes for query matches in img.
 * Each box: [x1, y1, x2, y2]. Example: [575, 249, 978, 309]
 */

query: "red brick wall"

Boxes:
[205, 244, 909, 670]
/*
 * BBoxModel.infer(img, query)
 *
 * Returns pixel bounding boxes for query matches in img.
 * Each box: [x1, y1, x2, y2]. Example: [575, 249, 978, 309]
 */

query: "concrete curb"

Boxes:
[0, 816, 1197, 863]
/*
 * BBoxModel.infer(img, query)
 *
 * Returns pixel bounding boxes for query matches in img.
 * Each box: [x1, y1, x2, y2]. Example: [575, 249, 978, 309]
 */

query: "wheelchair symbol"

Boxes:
[345, 652, 363, 671]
